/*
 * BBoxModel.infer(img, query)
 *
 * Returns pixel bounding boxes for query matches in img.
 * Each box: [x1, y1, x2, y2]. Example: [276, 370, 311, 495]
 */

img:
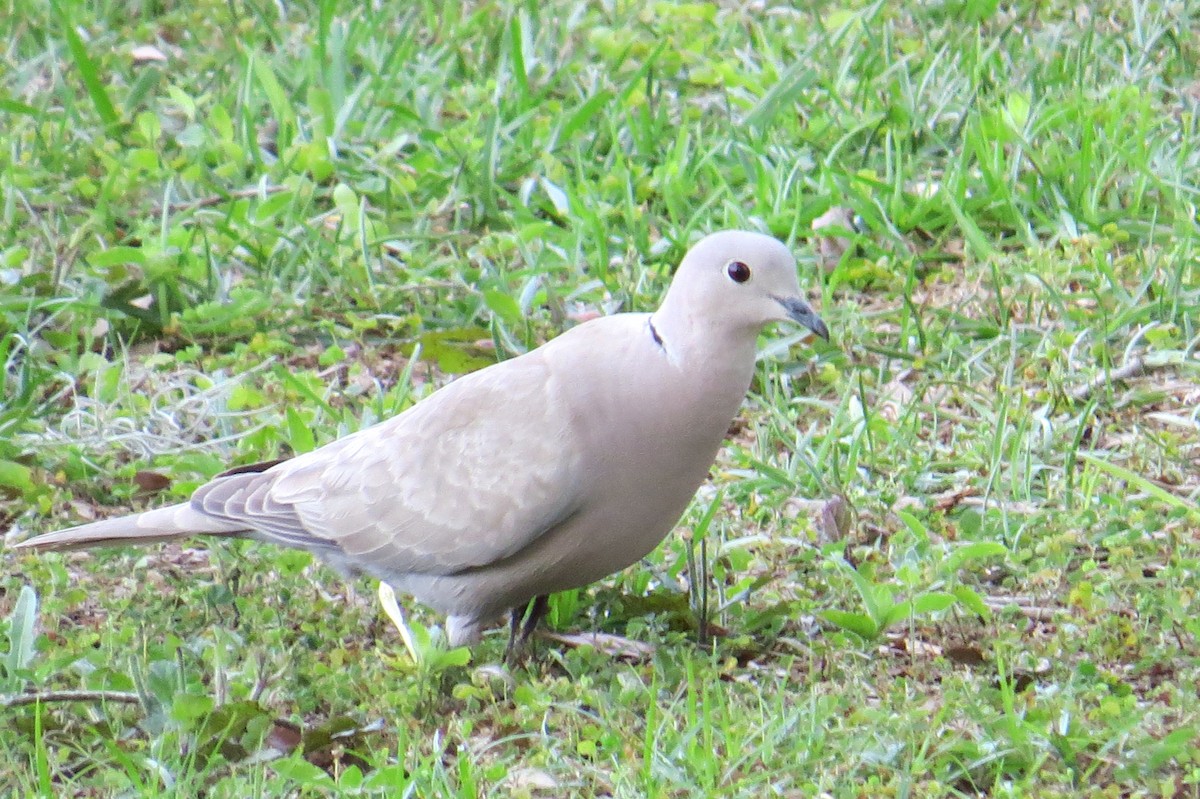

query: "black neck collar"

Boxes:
[648, 317, 664, 348]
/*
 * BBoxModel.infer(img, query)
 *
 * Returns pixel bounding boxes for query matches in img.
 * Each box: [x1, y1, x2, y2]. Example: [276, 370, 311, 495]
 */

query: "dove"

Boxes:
[13, 230, 829, 658]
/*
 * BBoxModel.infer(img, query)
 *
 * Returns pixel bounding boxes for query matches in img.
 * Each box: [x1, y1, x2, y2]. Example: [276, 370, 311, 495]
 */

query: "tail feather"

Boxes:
[11, 503, 246, 553]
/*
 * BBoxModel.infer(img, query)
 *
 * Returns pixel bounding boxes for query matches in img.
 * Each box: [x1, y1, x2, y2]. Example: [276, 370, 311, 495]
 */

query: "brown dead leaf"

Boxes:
[133, 470, 171, 494]
[257, 118, 279, 156]
[813, 495, 852, 543]
[932, 487, 976, 512]
[265, 719, 303, 756]
[884, 634, 943, 659]
[944, 644, 987, 667]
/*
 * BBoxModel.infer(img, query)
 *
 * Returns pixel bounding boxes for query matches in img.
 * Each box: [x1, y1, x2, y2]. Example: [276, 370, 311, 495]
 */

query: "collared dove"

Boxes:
[13, 230, 829, 656]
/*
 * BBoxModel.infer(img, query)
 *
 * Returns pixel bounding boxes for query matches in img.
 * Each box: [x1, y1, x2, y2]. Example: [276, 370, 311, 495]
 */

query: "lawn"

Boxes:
[2, 0, 1199, 795]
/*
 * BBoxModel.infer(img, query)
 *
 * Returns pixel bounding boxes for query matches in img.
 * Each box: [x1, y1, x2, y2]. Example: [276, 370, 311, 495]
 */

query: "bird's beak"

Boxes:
[774, 296, 830, 341]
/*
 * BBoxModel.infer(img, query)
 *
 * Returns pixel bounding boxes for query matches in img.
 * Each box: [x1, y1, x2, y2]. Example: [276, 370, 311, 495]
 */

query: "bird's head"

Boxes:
[659, 230, 829, 342]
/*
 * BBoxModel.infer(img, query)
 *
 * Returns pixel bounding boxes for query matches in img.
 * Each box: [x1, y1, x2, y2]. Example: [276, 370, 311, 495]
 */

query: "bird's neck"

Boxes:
[649, 310, 759, 397]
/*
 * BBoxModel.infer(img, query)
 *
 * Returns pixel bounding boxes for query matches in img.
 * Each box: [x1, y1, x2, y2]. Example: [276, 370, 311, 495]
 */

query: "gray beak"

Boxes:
[775, 296, 830, 341]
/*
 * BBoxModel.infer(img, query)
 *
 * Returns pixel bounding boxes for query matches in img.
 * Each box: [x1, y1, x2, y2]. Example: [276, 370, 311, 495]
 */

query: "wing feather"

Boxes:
[189, 353, 584, 575]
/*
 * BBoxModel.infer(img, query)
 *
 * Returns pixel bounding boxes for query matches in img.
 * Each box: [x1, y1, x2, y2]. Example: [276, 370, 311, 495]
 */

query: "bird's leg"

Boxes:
[520, 594, 550, 644]
[504, 594, 550, 666]
[504, 608, 522, 664]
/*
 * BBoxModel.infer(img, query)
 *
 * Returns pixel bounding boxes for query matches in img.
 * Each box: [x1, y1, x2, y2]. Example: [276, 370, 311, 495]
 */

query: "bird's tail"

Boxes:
[10, 503, 245, 552]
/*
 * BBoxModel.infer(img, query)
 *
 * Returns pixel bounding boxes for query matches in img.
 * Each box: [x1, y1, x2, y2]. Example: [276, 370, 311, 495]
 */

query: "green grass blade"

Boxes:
[1079, 453, 1200, 521]
[51, 0, 120, 130]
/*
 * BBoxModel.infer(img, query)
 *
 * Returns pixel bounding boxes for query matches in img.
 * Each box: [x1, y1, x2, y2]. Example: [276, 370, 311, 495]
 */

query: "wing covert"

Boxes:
[190, 355, 585, 574]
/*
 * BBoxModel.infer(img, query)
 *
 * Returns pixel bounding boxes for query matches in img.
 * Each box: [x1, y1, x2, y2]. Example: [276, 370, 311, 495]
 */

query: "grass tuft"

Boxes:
[1, 0, 1199, 795]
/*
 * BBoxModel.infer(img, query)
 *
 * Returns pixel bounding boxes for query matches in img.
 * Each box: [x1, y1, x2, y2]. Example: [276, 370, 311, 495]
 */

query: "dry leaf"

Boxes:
[506, 768, 560, 792]
[68, 501, 97, 521]
[812, 495, 852, 543]
[811, 206, 857, 272]
[879, 375, 915, 422]
[264, 719, 303, 756]
[257, 118, 279, 156]
[944, 644, 987, 666]
[133, 470, 171, 494]
[932, 487, 975, 512]
[538, 630, 656, 662]
[131, 45, 168, 64]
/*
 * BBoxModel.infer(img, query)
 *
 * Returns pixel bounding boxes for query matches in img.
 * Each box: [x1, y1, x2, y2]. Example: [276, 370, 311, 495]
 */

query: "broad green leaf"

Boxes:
[267, 754, 334, 787]
[820, 609, 879, 641]
[4, 585, 38, 684]
[952, 585, 992, 619]
[895, 509, 929, 540]
[89, 246, 148, 267]
[255, 190, 296, 221]
[946, 541, 1007, 572]
[484, 290, 523, 326]
[434, 646, 472, 668]
[910, 591, 958, 616]
[0, 459, 33, 493]
[171, 693, 215, 722]
[837, 558, 893, 626]
[286, 407, 316, 454]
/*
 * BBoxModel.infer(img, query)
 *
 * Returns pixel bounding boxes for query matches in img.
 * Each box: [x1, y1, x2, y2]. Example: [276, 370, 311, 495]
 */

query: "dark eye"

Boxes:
[726, 261, 751, 283]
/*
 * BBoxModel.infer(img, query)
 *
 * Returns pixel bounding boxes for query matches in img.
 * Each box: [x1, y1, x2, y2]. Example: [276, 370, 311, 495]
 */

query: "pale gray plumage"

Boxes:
[13, 230, 829, 650]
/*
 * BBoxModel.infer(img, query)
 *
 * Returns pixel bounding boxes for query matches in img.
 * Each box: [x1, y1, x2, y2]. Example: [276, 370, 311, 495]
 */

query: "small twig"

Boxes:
[982, 597, 1060, 622]
[958, 496, 1041, 514]
[24, 186, 290, 217]
[536, 630, 657, 661]
[153, 185, 289, 216]
[249, 651, 270, 703]
[1, 690, 142, 708]
[1070, 355, 1148, 402]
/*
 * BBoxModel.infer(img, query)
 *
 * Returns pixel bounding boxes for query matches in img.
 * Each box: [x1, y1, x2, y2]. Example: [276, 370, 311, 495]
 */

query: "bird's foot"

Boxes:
[504, 594, 550, 668]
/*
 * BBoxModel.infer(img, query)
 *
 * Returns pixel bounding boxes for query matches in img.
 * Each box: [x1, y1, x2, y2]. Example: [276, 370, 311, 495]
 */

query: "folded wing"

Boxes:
[190, 355, 584, 575]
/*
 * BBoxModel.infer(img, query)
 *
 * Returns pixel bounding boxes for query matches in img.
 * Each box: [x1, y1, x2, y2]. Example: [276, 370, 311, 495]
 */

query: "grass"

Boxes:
[2, 0, 1199, 795]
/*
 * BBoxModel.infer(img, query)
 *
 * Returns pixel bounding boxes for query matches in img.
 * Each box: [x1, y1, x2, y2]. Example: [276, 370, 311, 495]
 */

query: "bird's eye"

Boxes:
[726, 261, 751, 283]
